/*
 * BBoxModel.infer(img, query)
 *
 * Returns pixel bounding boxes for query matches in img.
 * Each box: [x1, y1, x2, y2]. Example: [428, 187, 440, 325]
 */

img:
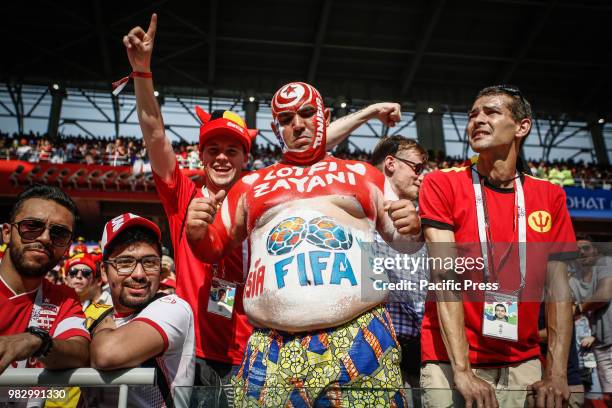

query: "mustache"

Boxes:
[23, 242, 52, 256]
[123, 279, 151, 289]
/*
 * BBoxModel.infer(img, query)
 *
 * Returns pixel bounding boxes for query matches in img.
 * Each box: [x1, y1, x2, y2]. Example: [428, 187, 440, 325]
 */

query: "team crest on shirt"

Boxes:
[32, 302, 59, 331]
[528, 210, 552, 233]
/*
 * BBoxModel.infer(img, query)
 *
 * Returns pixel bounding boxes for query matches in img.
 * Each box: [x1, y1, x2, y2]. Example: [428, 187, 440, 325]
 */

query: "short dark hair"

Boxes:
[495, 303, 506, 311]
[370, 136, 427, 167]
[476, 85, 532, 123]
[10, 184, 78, 224]
[103, 226, 162, 261]
[476, 85, 533, 148]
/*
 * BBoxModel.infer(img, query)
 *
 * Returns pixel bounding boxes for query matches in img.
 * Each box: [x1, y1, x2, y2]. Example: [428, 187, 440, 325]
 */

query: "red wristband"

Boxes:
[131, 71, 152, 79]
[112, 71, 152, 95]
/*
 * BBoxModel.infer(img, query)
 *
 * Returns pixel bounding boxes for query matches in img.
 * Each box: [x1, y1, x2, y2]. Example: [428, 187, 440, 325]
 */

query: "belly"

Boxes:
[243, 202, 388, 332]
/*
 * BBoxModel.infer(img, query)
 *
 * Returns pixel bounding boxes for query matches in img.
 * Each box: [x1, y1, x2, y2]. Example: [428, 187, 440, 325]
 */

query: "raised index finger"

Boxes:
[147, 13, 158, 39]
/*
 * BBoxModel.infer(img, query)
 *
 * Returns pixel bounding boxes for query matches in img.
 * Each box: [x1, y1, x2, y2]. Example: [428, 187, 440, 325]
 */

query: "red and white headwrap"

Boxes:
[271, 82, 327, 166]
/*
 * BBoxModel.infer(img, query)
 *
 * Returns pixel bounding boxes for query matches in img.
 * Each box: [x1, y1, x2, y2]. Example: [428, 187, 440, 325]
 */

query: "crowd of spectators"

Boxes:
[1, 131, 610, 189]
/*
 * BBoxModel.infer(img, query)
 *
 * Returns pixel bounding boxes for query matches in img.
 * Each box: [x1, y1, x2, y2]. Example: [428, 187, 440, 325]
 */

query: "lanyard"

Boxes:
[471, 166, 527, 295]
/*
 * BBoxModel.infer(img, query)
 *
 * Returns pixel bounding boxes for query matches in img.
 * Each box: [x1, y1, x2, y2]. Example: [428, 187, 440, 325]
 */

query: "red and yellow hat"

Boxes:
[64, 253, 99, 278]
[195, 106, 258, 154]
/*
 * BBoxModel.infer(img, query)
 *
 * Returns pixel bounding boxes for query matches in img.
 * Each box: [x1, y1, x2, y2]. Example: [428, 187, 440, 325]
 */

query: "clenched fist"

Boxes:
[123, 13, 157, 72]
[185, 190, 226, 243]
[384, 199, 420, 235]
[370, 102, 401, 127]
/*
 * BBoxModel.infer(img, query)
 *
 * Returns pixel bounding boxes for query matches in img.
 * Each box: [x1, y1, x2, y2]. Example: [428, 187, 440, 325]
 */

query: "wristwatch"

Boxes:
[26, 327, 53, 358]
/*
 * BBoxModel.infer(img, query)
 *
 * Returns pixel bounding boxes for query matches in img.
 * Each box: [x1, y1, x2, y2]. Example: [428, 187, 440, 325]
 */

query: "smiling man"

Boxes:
[90, 213, 195, 408]
[0, 185, 90, 374]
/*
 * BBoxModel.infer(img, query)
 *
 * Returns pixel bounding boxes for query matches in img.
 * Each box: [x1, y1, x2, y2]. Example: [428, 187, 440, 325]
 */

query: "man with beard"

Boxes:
[0, 185, 90, 373]
[186, 81, 420, 407]
[90, 213, 195, 408]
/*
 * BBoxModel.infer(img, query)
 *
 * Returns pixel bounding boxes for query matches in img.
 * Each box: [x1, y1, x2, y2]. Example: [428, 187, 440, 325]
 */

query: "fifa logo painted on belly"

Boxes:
[265, 216, 357, 289]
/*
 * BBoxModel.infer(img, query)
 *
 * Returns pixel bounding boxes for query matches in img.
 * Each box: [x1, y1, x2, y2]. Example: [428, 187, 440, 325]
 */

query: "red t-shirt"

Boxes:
[419, 166, 577, 366]
[0, 277, 90, 368]
[154, 163, 252, 364]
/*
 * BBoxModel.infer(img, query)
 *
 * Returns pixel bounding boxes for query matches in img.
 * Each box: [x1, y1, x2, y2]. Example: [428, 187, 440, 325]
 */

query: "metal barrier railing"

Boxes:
[0, 368, 155, 408]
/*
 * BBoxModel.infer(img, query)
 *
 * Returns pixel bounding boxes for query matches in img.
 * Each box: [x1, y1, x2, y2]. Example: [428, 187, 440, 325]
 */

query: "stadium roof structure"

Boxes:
[2, 0, 611, 120]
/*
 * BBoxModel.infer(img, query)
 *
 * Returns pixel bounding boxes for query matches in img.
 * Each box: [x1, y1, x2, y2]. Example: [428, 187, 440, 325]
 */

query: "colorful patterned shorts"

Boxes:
[232, 305, 406, 407]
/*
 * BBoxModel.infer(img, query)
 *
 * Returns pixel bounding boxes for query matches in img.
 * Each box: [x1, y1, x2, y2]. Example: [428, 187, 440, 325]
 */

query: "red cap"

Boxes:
[160, 278, 176, 289]
[64, 253, 98, 278]
[195, 106, 257, 154]
[101, 213, 161, 255]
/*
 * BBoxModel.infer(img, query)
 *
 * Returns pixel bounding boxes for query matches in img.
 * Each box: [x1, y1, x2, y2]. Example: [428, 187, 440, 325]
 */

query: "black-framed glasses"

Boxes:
[68, 268, 93, 279]
[104, 256, 161, 275]
[11, 219, 73, 247]
[392, 156, 425, 175]
[579, 244, 594, 252]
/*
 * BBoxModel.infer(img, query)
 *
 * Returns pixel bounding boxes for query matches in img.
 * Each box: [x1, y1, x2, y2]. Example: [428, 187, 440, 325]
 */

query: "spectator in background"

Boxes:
[64, 253, 112, 309]
[161, 255, 175, 281]
[370, 135, 428, 405]
[159, 277, 176, 295]
[16, 138, 32, 160]
[90, 213, 195, 408]
[574, 236, 612, 400]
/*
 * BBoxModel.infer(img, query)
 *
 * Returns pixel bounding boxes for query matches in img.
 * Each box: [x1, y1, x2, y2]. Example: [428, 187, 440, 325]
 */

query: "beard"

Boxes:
[118, 280, 156, 310]
[9, 243, 58, 278]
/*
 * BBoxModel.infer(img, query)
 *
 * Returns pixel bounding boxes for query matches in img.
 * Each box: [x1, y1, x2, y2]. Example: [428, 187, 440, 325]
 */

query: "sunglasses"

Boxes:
[11, 219, 73, 247]
[68, 268, 93, 279]
[392, 156, 425, 175]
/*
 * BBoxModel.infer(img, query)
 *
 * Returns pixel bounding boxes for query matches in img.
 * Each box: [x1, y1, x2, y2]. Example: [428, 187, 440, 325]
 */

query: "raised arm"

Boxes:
[123, 13, 176, 182]
[326, 103, 401, 150]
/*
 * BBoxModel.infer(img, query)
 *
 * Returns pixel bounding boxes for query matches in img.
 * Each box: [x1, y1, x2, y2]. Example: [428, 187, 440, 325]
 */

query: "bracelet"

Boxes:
[112, 71, 152, 95]
[26, 327, 53, 358]
[131, 71, 152, 79]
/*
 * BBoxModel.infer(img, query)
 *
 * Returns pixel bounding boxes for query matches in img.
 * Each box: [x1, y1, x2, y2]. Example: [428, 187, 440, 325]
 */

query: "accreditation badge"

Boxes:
[482, 291, 518, 341]
[207, 277, 236, 319]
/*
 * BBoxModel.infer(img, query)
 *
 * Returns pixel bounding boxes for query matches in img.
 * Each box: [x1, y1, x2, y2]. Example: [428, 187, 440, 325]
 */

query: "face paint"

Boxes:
[271, 82, 327, 166]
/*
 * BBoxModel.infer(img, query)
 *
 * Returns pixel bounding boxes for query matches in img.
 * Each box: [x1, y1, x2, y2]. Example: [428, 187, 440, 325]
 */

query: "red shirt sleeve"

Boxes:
[419, 170, 455, 231]
[548, 185, 578, 261]
[153, 161, 198, 220]
[51, 286, 90, 341]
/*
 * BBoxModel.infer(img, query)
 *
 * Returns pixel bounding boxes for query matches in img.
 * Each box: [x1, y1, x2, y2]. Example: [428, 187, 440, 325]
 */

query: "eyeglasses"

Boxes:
[11, 219, 73, 247]
[68, 268, 93, 279]
[392, 156, 425, 175]
[104, 256, 161, 275]
[579, 244, 594, 252]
